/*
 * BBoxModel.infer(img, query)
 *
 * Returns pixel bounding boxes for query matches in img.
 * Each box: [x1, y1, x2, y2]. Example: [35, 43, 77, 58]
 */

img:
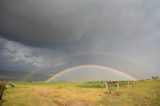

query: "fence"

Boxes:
[105, 81, 136, 94]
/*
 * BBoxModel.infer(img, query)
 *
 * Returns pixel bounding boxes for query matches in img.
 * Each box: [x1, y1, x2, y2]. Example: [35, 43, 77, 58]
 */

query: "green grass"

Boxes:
[103, 80, 160, 106]
[1, 80, 160, 106]
[79, 81, 105, 88]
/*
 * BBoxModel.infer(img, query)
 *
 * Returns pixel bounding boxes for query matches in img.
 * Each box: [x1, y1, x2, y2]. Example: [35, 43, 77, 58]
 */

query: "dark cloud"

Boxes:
[0, 0, 160, 81]
[0, 0, 98, 46]
[1, 0, 159, 47]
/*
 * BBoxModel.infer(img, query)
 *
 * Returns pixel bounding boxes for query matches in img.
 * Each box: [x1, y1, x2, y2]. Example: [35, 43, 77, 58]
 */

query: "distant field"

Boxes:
[2, 80, 160, 106]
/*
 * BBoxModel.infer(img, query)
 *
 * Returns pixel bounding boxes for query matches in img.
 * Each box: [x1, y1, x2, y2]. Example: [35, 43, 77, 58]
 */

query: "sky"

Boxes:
[0, 0, 160, 81]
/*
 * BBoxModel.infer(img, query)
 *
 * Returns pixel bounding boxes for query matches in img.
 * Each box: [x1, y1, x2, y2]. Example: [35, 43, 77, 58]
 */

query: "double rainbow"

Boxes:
[46, 64, 137, 82]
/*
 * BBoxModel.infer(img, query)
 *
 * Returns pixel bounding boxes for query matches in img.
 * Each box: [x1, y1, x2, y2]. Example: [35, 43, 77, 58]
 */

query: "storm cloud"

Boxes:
[0, 0, 160, 81]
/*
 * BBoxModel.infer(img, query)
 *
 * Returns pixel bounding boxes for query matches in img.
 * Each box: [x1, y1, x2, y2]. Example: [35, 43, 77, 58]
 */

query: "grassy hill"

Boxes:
[2, 80, 160, 106]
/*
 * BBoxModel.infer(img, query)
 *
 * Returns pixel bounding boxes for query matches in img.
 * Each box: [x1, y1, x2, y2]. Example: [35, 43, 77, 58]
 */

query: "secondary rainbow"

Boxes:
[46, 64, 137, 82]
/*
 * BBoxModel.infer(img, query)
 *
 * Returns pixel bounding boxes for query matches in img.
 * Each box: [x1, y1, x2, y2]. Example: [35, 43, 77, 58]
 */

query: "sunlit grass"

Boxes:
[103, 80, 160, 106]
[2, 80, 160, 106]
[3, 81, 105, 106]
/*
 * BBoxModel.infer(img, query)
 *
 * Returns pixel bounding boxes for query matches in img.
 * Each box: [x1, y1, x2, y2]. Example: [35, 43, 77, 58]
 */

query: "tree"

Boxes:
[152, 76, 159, 80]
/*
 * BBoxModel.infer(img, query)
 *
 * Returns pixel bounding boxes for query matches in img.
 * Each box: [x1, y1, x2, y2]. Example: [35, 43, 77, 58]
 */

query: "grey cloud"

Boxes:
[0, 0, 99, 46]
[1, 0, 159, 47]
[0, 37, 50, 71]
[0, 0, 160, 81]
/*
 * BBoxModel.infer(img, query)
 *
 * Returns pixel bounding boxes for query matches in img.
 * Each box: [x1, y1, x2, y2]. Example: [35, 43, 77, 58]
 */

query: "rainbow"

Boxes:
[46, 64, 137, 82]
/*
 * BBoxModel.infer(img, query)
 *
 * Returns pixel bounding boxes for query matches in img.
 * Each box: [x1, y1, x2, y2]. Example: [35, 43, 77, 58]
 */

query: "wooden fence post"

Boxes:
[116, 83, 120, 91]
[128, 81, 130, 88]
[105, 82, 110, 94]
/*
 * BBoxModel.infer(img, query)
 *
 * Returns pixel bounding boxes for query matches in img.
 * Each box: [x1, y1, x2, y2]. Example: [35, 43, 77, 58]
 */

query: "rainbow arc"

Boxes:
[46, 64, 137, 82]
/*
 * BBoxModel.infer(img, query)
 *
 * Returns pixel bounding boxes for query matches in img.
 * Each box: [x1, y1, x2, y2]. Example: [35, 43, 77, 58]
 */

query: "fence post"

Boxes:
[116, 83, 120, 91]
[105, 82, 110, 94]
[128, 81, 130, 88]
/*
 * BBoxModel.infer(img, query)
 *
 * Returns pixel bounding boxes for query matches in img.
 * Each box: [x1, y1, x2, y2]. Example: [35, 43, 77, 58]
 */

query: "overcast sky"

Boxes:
[0, 0, 160, 81]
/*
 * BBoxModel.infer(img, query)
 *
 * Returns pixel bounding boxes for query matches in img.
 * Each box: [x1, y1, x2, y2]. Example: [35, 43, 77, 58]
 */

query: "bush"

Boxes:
[152, 76, 159, 80]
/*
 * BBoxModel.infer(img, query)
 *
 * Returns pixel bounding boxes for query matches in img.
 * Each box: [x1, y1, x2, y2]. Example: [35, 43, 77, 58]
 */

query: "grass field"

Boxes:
[2, 80, 160, 106]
